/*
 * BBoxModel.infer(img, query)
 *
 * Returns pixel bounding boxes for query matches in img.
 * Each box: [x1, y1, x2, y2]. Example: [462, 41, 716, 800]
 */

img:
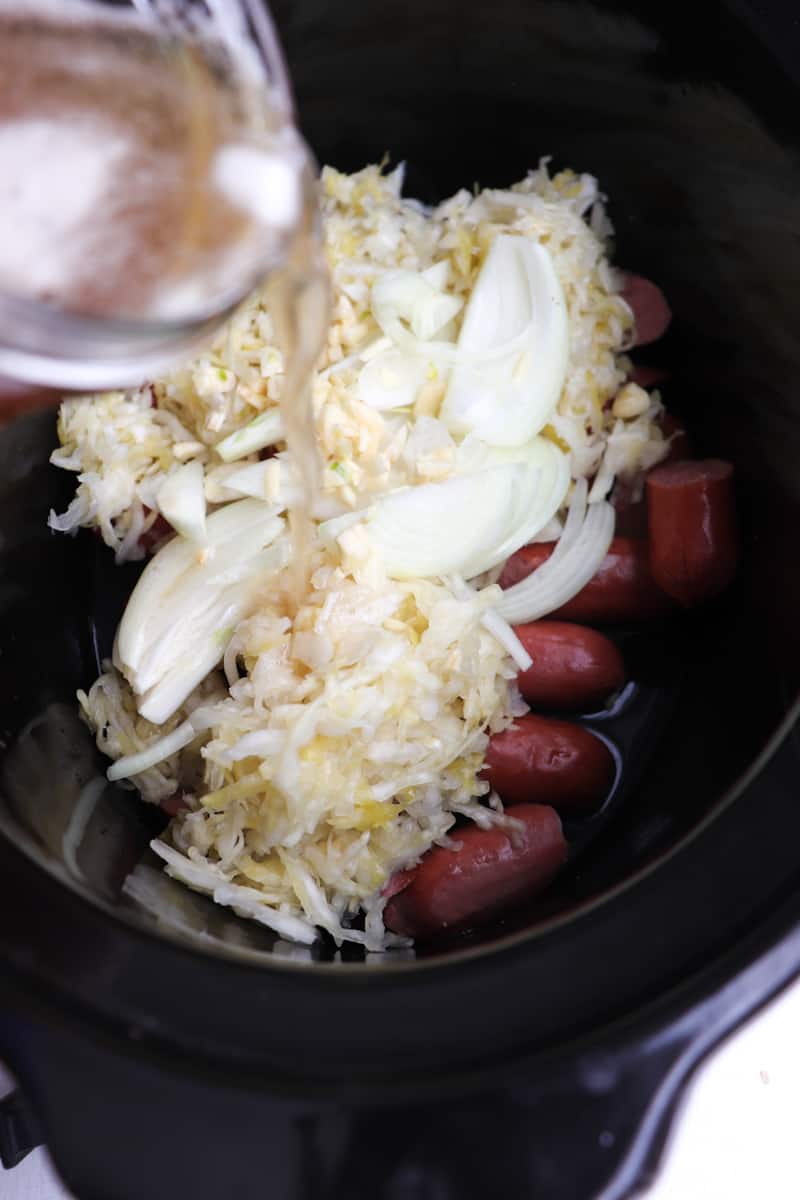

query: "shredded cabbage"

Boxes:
[53, 159, 671, 949]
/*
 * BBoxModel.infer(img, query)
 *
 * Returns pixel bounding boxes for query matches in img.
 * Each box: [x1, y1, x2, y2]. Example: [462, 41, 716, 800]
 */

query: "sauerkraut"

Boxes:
[51, 160, 670, 949]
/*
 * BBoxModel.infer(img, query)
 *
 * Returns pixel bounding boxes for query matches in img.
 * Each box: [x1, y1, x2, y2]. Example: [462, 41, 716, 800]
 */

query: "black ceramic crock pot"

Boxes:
[0, 1, 799, 1197]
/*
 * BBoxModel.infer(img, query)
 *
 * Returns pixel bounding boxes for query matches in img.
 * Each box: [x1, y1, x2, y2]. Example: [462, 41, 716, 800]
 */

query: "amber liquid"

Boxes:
[269, 218, 330, 607]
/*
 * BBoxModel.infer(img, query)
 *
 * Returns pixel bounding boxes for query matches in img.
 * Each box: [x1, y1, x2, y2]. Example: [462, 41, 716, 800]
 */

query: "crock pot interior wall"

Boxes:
[0, 0, 798, 964]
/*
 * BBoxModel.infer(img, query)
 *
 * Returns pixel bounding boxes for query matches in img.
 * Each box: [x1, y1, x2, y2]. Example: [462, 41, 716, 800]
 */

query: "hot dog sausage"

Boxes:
[514, 621, 625, 711]
[500, 537, 673, 623]
[383, 804, 567, 940]
[0, 382, 62, 417]
[621, 273, 672, 346]
[646, 459, 737, 607]
[611, 414, 693, 538]
[610, 481, 648, 539]
[483, 714, 615, 812]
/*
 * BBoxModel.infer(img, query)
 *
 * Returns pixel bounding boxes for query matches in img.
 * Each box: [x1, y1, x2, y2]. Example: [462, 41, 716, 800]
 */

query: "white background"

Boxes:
[2, 977, 799, 1199]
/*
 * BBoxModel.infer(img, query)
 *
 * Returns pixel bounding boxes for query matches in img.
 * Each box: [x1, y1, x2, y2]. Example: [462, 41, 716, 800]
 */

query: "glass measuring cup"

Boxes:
[0, 0, 317, 390]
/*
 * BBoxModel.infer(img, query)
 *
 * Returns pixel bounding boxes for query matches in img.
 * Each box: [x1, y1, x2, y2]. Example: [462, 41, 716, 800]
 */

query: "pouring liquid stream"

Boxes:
[268, 223, 331, 611]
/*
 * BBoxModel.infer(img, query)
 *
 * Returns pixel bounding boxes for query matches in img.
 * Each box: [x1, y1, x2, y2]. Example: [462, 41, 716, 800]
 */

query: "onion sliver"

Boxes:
[130, 538, 290, 725]
[357, 348, 429, 411]
[157, 460, 206, 543]
[115, 500, 287, 723]
[116, 500, 283, 674]
[222, 460, 276, 501]
[318, 336, 392, 380]
[445, 572, 533, 671]
[371, 269, 463, 344]
[367, 464, 525, 580]
[440, 235, 568, 447]
[460, 438, 570, 578]
[421, 260, 450, 291]
[497, 483, 616, 623]
[365, 437, 569, 581]
[480, 608, 533, 671]
[107, 720, 197, 782]
[215, 408, 284, 463]
[370, 261, 534, 368]
[223, 458, 345, 520]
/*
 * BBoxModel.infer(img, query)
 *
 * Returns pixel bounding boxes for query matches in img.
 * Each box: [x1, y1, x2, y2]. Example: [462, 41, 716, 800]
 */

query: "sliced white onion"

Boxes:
[440, 234, 569, 447]
[459, 438, 570, 578]
[62, 776, 105, 882]
[456, 463, 542, 579]
[367, 464, 526, 580]
[371, 296, 535, 370]
[187, 705, 229, 732]
[116, 500, 283, 673]
[421, 260, 450, 291]
[371, 269, 464, 344]
[497, 481, 616, 624]
[364, 436, 568, 582]
[532, 515, 564, 543]
[319, 510, 364, 548]
[131, 539, 290, 725]
[107, 720, 197, 782]
[318, 336, 392, 379]
[133, 600, 244, 725]
[480, 608, 533, 671]
[215, 408, 284, 463]
[222, 459, 276, 501]
[223, 457, 347, 520]
[453, 432, 495, 474]
[445, 573, 533, 671]
[156, 460, 207, 543]
[401, 415, 455, 470]
[115, 500, 287, 724]
[217, 729, 286, 764]
[357, 348, 429, 410]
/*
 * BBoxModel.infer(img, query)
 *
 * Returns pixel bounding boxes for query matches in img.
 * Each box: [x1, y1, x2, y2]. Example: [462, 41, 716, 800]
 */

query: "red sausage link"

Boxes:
[611, 480, 648, 539]
[646, 459, 738, 607]
[621, 273, 672, 346]
[0, 382, 62, 417]
[483, 714, 615, 812]
[611, 414, 693, 538]
[500, 537, 673, 623]
[383, 804, 567, 940]
[514, 621, 625, 711]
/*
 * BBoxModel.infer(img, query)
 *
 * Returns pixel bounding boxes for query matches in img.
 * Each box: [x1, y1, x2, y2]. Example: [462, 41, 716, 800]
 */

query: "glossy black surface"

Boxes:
[0, 1, 799, 1197]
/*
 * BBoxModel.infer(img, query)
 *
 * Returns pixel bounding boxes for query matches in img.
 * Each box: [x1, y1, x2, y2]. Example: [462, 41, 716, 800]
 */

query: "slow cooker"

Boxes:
[0, 1, 798, 1196]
